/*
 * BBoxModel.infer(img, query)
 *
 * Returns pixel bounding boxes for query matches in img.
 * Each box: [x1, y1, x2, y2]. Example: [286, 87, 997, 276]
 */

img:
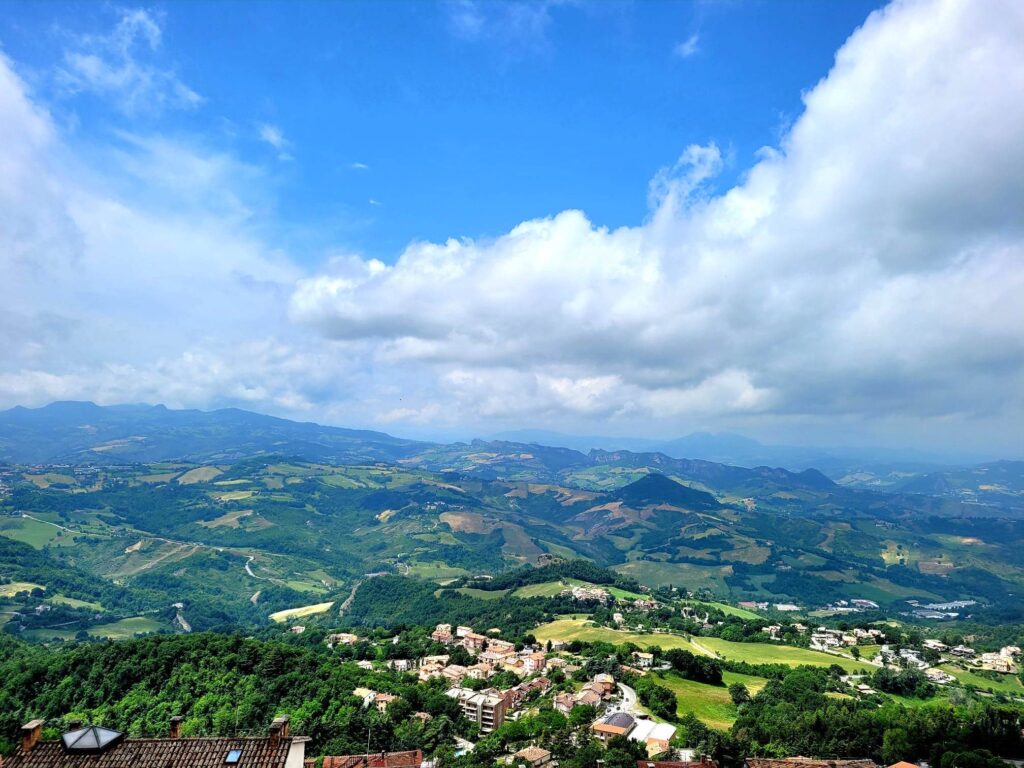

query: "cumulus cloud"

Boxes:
[2, 0, 1024, 454]
[56, 8, 201, 116]
[292, 0, 1024, 444]
[0, 50, 316, 416]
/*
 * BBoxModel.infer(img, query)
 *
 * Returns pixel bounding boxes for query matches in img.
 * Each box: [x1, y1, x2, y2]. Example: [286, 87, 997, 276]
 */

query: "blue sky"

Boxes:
[1, 0, 882, 261]
[1, 0, 1022, 457]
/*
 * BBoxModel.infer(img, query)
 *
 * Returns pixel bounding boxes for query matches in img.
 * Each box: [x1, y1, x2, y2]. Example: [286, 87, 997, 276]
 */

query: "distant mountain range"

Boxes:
[1, 402, 1021, 513]
[491, 428, 983, 475]
[0, 401, 425, 465]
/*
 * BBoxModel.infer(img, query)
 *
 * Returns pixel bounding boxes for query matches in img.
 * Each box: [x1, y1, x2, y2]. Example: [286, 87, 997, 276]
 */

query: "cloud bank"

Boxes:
[1, 0, 1023, 453]
[291, 0, 1024, 442]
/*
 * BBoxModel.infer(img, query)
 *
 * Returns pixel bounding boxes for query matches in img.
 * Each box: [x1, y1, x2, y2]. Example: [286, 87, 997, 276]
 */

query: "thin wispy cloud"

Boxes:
[443, 0, 560, 53]
[257, 123, 292, 160]
[56, 8, 201, 116]
[673, 33, 700, 59]
[350, 162, 370, 170]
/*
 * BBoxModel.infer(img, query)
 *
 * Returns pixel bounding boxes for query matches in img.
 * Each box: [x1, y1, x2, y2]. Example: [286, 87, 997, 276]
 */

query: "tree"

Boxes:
[883, 727, 913, 765]
[728, 682, 751, 707]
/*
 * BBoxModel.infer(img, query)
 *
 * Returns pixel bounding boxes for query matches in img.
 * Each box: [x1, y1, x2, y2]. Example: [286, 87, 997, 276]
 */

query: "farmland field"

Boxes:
[269, 601, 335, 623]
[0, 581, 45, 597]
[660, 670, 768, 730]
[683, 600, 762, 620]
[512, 579, 646, 601]
[533, 618, 874, 672]
[938, 664, 1024, 695]
[177, 466, 223, 484]
[0, 517, 70, 548]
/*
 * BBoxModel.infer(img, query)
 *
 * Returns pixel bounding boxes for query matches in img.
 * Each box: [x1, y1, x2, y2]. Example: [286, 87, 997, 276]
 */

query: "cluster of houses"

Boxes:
[428, 624, 550, 678]
[552, 673, 616, 713]
[809, 626, 885, 651]
[921, 640, 1021, 674]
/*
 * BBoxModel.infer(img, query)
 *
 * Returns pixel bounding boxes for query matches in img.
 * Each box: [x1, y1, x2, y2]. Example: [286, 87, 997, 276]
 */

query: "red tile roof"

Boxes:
[3, 736, 296, 768]
[323, 750, 423, 768]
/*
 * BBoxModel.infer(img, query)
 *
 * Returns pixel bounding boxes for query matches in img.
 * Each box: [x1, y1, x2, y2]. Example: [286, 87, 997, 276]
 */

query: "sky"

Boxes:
[0, 0, 1022, 458]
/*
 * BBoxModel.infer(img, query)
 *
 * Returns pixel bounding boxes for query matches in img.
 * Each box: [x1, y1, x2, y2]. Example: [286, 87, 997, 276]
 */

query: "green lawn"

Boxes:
[659, 670, 768, 730]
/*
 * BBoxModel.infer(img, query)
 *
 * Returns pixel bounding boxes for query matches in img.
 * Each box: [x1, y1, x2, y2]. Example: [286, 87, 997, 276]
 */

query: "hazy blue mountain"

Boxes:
[0, 401, 427, 464]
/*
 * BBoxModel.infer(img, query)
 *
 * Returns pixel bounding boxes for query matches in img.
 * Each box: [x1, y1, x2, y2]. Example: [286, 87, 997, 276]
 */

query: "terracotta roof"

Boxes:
[746, 759, 877, 768]
[324, 750, 423, 768]
[888, 763, 919, 768]
[514, 746, 552, 762]
[3, 736, 295, 768]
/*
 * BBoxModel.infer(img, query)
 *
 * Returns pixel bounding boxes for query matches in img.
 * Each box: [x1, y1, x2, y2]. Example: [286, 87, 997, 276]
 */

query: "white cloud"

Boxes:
[291, 0, 1024, 449]
[56, 8, 202, 116]
[672, 33, 700, 59]
[350, 162, 370, 170]
[257, 122, 293, 160]
[444, 0, 561, 53]
[3, 0, 1024, 455]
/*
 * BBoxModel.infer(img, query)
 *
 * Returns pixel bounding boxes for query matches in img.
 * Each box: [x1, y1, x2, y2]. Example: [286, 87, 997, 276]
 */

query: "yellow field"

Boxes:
[177, 466, 224, 484]
[269, 601, 335, 623]
[214, 490, 255, 501]
[0, 581, 45, 597]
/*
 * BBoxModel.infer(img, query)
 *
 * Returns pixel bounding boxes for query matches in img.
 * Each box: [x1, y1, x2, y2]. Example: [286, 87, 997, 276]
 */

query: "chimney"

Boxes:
[169, 716, 183, 739]
[21, 720, 44, 753]
[269, 715, 290, 748]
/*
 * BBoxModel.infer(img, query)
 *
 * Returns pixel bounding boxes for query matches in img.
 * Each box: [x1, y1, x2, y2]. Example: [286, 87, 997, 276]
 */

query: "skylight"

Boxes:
[61, 725, 124, 754]
[226, 749, 243, 764]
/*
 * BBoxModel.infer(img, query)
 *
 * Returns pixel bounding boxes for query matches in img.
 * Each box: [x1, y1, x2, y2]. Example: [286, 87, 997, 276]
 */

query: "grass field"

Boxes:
[683, 600, 761, 620]
[694, 636, 874, 672]
[47, 594, 104, 611]
[534, 619, 705, 652]
[23, 472, 76, 488]
[23, 616, 164, 642]
[177, 466, 223, 484]
[0, 581, 45, 597]
[0, 517, 71, 548]
[406, 562, 471, 580]
[90, 616, 165, 638]
[512, 579, 647, 600]
[533, 619, 874, 672]
[447, 587, 510, 600]
[269, 601, 335, 623]
[938, 664, 1024, 696]
[660, 670, 768, 730]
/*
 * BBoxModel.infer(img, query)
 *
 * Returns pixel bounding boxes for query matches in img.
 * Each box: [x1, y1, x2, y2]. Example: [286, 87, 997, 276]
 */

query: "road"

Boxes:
[244, 556, 267, 580]
[617, 683, 638, 714]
